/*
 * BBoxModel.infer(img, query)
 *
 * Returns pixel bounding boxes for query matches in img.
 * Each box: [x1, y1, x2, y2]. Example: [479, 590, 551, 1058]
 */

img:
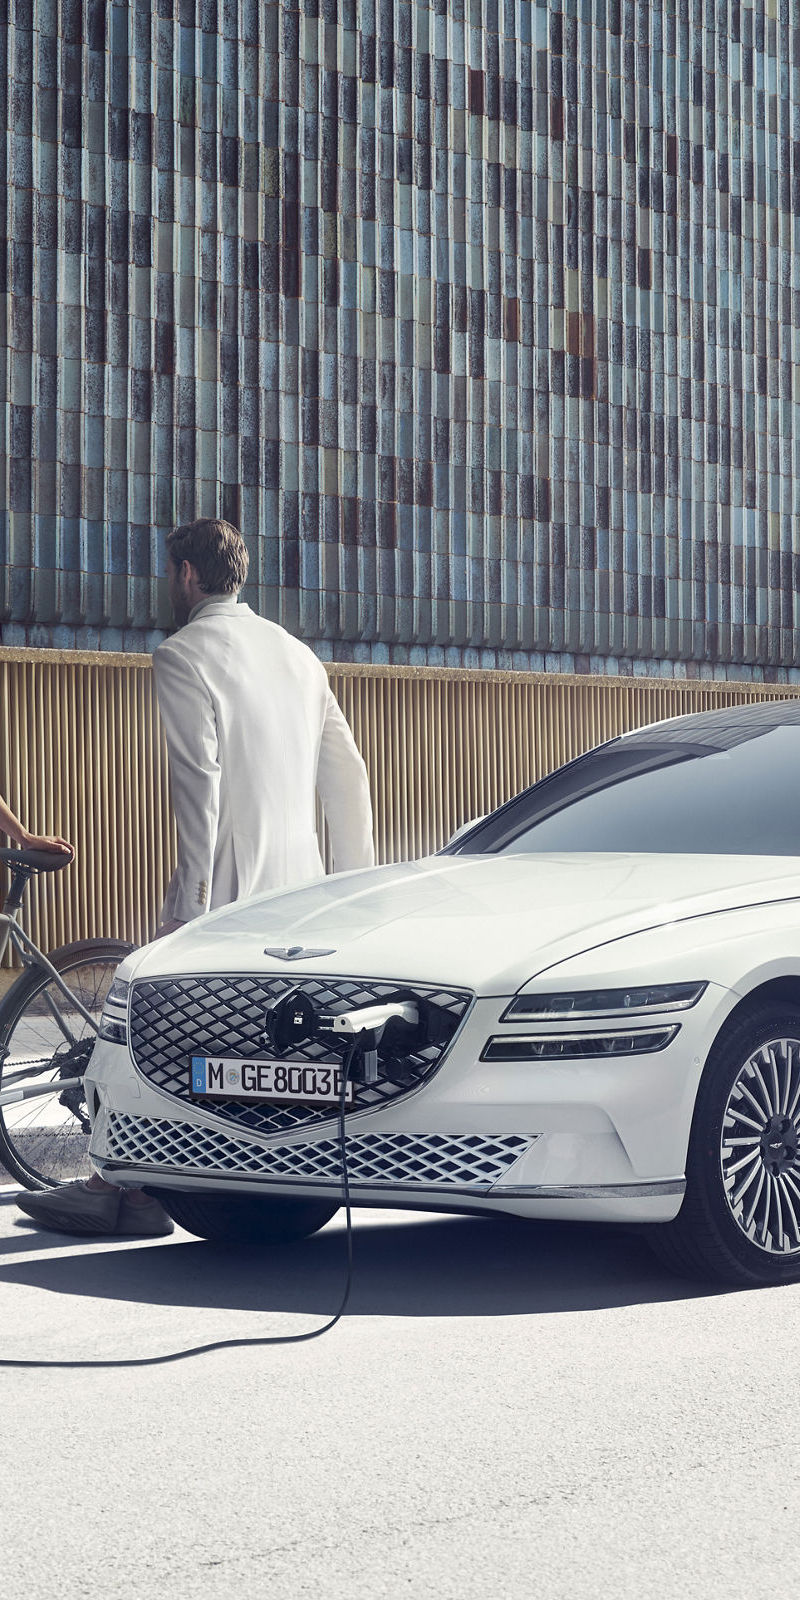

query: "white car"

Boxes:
[87, 698, 800, 1286]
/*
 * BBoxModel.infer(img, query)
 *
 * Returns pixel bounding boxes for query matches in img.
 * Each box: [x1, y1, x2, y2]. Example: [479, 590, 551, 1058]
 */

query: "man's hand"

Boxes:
[20, 831, 74, 857]
[153, 918, 187, 940]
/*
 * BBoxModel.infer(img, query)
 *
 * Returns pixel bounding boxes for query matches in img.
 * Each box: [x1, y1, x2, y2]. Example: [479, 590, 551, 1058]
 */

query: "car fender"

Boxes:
[517, 899, 800, 1175]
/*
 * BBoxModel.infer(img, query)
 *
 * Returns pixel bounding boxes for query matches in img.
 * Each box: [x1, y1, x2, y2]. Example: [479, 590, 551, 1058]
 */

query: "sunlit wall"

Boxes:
[1, 0, 799, 678]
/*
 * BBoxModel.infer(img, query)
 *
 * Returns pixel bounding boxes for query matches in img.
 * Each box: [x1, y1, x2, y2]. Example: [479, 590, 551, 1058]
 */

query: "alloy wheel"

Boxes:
[721, 1035, 800, 1256]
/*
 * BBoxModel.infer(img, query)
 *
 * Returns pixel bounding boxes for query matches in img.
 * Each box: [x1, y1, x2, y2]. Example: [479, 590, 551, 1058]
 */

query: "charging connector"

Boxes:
[317, 1001, 420, 1083]
[317, 1000, 419, 1038]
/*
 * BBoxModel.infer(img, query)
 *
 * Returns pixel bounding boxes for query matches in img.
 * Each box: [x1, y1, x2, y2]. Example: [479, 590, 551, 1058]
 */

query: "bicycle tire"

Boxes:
[0, 938, 133, 1189]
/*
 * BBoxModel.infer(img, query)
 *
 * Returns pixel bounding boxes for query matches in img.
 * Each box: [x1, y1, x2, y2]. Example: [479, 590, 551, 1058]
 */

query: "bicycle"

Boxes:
[0, 848, 133, 1190]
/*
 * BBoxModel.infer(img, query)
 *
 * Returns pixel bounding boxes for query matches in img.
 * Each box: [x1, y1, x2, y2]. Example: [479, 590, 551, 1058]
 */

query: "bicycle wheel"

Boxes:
[0, 939, 133, 1189]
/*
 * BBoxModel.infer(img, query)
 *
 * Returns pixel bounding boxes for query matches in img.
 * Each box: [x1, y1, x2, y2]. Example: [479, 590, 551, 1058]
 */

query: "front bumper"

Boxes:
[85, 985, 732, 1225]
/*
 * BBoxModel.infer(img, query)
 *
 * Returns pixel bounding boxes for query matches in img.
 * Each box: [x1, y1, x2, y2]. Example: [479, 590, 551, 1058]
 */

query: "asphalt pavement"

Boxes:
[0, 1187, 797, 1600]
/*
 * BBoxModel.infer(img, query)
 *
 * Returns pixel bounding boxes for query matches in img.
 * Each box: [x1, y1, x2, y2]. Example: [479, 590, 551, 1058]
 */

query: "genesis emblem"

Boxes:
[263, 945, 336, 961]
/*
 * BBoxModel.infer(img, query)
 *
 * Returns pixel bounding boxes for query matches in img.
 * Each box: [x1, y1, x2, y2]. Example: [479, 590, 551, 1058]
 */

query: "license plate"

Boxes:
[190, 1056, 354, 1106]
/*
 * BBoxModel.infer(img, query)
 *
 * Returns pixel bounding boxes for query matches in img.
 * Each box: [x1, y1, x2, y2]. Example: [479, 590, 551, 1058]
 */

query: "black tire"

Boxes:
[0, 939, 133, 1189]
[648, 1003, 800, 1287]
[149, 1189, 339, 1245]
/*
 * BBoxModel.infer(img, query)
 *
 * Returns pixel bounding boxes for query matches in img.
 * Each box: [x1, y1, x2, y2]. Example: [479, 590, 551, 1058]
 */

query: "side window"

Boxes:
[462, 726, 800, 858]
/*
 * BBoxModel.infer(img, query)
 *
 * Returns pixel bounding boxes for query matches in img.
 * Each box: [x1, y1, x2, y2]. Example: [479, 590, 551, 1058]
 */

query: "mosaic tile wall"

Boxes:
[2, 0, 800, 678]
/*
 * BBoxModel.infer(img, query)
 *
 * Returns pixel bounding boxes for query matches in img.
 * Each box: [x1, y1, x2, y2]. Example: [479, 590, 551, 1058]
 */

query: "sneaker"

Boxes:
[117, 1193, 174, 1237]
[15, 1181, 122, 1235]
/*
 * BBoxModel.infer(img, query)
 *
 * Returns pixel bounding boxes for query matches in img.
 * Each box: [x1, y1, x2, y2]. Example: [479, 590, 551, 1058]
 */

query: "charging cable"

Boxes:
[0, 1042, 360, 1370]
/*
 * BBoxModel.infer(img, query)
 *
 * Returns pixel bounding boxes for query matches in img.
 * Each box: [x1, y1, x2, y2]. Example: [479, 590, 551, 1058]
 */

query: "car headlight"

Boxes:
[482, 1026, 680, 1062]
[502, 981, 707, 1022]
[97, 977, 130, 1045]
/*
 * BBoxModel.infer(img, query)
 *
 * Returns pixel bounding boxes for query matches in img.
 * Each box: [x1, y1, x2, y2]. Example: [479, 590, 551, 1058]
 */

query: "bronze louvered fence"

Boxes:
[1, 643, 799, 959]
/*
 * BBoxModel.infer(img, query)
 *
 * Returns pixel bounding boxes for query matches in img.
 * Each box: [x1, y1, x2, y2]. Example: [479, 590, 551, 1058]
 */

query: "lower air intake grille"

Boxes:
[128, 973, 472, 1136]
[104, 1111, 535, 1189]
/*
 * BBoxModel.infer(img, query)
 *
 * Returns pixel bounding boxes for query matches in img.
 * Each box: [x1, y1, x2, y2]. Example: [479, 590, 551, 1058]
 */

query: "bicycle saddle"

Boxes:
[0, 847, 73, 874]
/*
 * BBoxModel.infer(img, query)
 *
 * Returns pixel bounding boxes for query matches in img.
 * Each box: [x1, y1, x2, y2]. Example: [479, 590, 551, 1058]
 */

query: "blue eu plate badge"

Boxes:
[191, 1056, 207, 1094]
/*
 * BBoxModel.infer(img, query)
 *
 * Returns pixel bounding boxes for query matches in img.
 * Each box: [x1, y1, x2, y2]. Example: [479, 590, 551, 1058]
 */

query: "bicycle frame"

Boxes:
[0, 913, 99, 1030]
[0, 909, 99, 1107]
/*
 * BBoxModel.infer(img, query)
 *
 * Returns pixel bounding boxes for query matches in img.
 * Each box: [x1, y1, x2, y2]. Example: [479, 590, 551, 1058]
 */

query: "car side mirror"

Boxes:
[446, 816, 486, 847]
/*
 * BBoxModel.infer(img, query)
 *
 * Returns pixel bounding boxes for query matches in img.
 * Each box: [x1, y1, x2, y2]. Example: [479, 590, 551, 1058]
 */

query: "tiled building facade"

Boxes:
[1, 0, 799, 678]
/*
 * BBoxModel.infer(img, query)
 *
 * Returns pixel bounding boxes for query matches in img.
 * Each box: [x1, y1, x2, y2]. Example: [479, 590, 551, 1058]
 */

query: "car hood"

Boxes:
[128, 853, 800, 996]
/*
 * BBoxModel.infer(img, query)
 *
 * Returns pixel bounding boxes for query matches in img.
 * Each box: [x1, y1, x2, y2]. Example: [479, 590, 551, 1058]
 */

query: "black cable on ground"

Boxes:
[0, 1043, 359, 1370]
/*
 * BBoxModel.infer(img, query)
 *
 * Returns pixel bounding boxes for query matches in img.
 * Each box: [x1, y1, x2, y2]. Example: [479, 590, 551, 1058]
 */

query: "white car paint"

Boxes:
[85, 849, 800, 1226]
[122, 851, 800, 992]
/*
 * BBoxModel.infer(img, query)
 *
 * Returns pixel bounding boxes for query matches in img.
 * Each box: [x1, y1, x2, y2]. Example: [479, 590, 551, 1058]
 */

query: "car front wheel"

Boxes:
[648, 1004, 800, 1287]
[148, 1189, 339, 1245]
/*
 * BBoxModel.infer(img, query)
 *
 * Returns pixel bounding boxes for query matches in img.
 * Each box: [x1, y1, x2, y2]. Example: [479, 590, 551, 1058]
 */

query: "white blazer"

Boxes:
[152, 598, 375, 923]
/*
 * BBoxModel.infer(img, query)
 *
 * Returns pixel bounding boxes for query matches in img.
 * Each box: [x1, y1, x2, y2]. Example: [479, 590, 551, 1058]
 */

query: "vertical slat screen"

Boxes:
[0, 648, 176, 960]
[1, 643, 799, 962]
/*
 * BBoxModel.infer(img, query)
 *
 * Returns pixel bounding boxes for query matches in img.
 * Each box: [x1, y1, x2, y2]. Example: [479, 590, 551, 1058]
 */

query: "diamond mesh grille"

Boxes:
[128, 974, 472, 1136]
[104, 1111, 534, 1188]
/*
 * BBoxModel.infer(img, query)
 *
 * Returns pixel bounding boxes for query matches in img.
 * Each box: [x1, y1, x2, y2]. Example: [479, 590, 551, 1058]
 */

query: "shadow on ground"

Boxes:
[0, 1190, 725, 1317]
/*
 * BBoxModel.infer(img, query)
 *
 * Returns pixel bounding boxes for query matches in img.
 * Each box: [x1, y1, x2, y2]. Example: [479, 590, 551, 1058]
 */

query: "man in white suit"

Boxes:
[17, 518, 375, 1236]
[154, 518, 374, 935]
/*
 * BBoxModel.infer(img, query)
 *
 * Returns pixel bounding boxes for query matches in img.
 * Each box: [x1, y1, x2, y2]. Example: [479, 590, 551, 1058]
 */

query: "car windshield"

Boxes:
[467, 718, 800, 857]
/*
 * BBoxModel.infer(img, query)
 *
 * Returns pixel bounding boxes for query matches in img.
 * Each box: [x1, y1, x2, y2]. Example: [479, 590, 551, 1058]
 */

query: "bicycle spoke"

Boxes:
[0, 944, 129, 1187]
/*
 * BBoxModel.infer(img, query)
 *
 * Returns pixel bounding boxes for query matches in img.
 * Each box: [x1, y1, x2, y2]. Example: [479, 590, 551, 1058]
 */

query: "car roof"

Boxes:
[618, 696, 800, 753]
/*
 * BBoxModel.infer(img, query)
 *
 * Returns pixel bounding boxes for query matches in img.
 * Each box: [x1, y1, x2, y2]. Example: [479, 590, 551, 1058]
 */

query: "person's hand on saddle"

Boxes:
[0, 794, 74, 859]
[18, 830, 75, 858]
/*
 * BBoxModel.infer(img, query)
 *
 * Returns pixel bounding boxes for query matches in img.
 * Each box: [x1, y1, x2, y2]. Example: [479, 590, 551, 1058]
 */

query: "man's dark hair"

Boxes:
[166, 519, 249, 594]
